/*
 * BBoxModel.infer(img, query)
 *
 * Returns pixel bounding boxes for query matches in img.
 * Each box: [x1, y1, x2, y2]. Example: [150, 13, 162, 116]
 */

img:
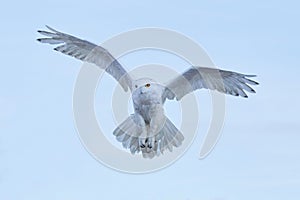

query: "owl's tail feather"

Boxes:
[113, 115, 184, 159]
[113, 114, 145, 155]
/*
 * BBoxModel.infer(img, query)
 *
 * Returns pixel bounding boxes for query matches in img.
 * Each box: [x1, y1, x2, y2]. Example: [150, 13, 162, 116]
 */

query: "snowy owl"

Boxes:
[37, 26, 258, 158]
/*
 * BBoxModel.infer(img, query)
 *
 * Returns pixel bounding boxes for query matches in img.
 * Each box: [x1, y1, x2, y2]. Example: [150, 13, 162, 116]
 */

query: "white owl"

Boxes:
[38, 26, 258, 158]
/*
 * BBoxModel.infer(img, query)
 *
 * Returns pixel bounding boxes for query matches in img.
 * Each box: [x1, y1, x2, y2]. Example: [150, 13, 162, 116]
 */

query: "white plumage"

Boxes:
[37, 26, 258, 158]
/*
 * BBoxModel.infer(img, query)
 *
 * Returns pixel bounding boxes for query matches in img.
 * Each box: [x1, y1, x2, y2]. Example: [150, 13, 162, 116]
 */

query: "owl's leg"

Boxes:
[148, 105, 166, 148]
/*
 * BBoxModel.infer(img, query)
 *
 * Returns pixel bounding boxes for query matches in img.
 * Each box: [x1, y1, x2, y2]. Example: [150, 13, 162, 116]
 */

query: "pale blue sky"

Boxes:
[1, 0, 300, 200]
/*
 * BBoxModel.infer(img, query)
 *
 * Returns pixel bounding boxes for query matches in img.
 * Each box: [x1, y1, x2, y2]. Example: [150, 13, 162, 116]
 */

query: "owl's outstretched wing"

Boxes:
[163, 66, 259, 101]
[37, 26, 133, 91]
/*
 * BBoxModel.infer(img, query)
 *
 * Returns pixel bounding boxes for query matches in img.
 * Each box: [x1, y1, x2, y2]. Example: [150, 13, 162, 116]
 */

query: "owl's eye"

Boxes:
[135, 85, 138, 88]
[145, 83, 151, 88]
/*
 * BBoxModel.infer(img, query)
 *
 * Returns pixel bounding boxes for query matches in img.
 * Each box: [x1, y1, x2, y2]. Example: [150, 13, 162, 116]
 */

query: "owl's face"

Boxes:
[133, 78, 157, 93]
[132, 78, 164, 105]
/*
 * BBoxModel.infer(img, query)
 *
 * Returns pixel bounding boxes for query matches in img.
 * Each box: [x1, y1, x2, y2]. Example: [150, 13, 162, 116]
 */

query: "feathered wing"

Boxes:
[163, 66, 259, 101]
[37, 26, 133, 91]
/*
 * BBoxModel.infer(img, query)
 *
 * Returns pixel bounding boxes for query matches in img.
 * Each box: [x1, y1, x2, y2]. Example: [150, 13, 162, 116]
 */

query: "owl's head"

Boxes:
[133, 78, 154, 89]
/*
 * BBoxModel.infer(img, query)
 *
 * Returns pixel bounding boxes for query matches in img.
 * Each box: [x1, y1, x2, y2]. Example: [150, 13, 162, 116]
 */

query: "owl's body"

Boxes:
[115, 78, 184, 158]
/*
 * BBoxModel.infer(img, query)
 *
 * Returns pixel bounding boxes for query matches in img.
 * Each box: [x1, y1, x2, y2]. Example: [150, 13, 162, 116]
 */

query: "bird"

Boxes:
[37, 26, 259, 159]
